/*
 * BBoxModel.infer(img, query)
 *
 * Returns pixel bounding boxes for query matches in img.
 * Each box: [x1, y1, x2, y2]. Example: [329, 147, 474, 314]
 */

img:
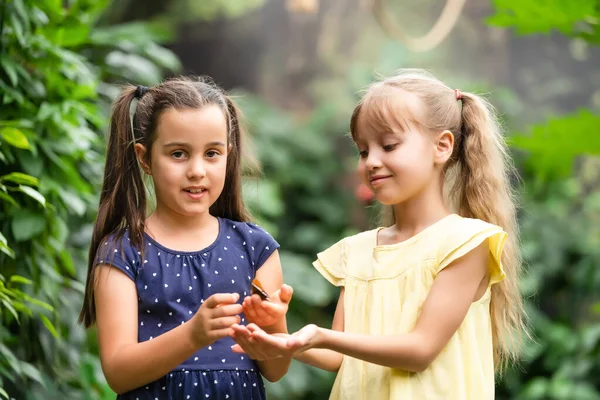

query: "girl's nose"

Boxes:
[187, 158, 206, 180]
[365, 152, 382, 170]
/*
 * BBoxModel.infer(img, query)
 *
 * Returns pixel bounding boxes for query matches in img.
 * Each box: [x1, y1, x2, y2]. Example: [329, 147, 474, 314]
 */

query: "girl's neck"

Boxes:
[146, 205, 219, 246]
[390, 182, 451, 237]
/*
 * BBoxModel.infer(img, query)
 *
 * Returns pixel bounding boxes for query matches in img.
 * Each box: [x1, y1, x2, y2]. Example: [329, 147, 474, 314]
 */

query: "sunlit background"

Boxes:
[1, 0, 600, 399]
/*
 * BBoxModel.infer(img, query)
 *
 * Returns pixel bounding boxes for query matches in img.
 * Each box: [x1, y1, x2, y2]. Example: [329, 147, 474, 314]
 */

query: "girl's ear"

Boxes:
[227, 143, 233, 155]
[434, 130, 454, 165]
[134, 143, 151, 175]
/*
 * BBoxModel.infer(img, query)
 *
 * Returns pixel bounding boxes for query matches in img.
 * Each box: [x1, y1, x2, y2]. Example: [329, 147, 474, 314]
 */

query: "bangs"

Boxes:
[351, 84, 424, 141]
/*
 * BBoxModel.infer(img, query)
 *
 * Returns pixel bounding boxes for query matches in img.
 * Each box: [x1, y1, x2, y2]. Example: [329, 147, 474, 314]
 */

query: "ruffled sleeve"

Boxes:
[312, 238, 346, 287]
[437, 219, 507, 286]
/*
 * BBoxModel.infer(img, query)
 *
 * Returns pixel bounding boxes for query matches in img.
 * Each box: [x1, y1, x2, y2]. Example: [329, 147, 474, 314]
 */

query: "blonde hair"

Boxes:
[350, 69, 525, 372]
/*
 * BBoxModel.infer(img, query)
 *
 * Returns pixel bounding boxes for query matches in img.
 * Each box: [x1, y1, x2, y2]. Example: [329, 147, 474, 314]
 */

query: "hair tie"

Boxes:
[135, 85, 149, 99]
[454, 89, 462, 101]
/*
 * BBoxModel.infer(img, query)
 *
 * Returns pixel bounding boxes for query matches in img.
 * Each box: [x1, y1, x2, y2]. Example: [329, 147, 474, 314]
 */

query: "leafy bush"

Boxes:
[0, 0, 179, 398]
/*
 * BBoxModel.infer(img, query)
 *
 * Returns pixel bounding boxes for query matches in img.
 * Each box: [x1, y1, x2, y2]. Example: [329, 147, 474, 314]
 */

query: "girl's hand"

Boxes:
[231, 323, 320, 360]
[242, 284, 293, 329]
[190, 293, 243, 348]
[229, 324, 289, 360]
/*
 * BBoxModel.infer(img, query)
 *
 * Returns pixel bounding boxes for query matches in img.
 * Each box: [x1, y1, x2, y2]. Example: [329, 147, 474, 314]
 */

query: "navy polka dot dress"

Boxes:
[96, 218, 280, 400]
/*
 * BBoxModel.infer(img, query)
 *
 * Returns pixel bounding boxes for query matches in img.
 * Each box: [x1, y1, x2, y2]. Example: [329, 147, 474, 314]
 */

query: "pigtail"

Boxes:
[78, 85, 148, 327]
[454, 92, 526, 371]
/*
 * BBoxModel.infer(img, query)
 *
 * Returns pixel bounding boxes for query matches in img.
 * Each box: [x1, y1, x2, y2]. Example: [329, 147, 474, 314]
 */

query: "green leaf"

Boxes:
[0, 230, 15, 259]
[9, 276, 32, 286]
[57, 249, 75, 277]
[58, 188, 86, 215]
[0, 231, 11, 249]
[1, 299, 20, 322]
[9, 14, 25, 45]
[0, 57, 19, 87]
[0, 344, 21, 374]
[0, 191, 19, 207]
[40, 315, 59, 339]
[141, 42, 181, 72]
[487, 0, 598, 36]
[12, 0, 30, 29]
[0, 244, 15, 258]
[53, 24, 91, 47]
[0, 127, 30, 149]
[11, 211, 46, 242]
[20, 362, 45, 388]
[0, 386, 9, 399]
[511, 109, 600, 178]
[0, 172, 39, 186]
[23, 295, 54, 312]
[18, 185, 46, 207]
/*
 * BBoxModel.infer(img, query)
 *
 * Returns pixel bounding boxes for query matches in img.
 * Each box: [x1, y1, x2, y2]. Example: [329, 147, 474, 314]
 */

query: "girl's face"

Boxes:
[136, 105, 229, 218]
[354, 99, 452, 206]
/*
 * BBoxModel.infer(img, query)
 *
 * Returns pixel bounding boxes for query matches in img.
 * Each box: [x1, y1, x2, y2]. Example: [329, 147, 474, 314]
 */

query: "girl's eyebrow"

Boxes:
[163, 142, 189, 148]
[163, 141, 226, 148]
[205, 141, 226, 147]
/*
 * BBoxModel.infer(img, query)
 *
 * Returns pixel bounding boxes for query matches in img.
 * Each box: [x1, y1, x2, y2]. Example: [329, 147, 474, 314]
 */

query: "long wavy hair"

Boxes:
[350, 69, 526, 372]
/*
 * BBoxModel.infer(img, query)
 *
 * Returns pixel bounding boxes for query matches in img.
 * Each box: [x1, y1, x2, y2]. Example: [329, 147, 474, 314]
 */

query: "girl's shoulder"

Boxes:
[315, 228, 378, 261]
[218, 218, 280, 259]
[219, 218, 277, 241]
[431, 214, 504, 240]
[95, 228, 141, 280]
[97, 228, 139, 258]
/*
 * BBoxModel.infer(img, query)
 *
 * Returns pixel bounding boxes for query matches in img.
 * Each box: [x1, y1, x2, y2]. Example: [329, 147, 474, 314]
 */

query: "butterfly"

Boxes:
[251, 279, 270, 301]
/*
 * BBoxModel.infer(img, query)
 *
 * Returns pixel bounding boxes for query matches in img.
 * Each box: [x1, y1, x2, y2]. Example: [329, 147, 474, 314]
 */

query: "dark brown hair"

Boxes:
[350, 69, 525, 371]
[79, 77, 254, 327]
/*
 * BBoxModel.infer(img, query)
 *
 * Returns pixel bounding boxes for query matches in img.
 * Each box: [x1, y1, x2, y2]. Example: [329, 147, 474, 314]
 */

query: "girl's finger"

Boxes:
[279, 284, 294, 304]
[250, 305, 276, 322]
[250, 294, 264, 308]
[211, 315, 240, 330]
[212, 303, 243, 318]
[212, 327, 235, 340]
[260, 301, 285, 316]
[246, 323, 262, 334]
[232, 330, 259, 359]
[232, 324, 254, 341]
[231, 343, 246, 354]
[242, 299, 260, 321]
[251, 330, 290, 350]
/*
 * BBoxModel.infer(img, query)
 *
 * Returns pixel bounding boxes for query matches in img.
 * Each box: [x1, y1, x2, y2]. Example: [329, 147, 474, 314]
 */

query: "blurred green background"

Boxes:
[1, 0, 600, 399]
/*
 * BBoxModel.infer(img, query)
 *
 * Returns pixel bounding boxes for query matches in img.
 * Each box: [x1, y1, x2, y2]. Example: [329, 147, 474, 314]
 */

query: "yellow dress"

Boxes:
[313, 214, 506, 400]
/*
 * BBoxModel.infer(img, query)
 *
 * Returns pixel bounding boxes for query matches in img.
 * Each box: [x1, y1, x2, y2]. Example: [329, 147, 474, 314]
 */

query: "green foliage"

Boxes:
[510, 110, 600, 179]
[104, 0, 267, 28]
[488, 1, 600, 398]
[488, 1, 600, 180]
[172, 0, 266, 21]
[488, 0, 600, 42]
[497, 177, 600, 399]
[0, 0, 178, 398]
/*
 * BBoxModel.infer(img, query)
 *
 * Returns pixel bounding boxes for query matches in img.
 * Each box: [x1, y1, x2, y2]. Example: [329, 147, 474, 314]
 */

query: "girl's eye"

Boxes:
[206, 150, 220, 158]
[171, 151, 186, 159]
[358, 150, 368, 158]
[383, 144, 398, 152]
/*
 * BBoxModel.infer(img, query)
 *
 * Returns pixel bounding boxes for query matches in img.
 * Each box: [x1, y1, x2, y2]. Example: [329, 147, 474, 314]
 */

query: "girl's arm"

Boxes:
[95, 265, 241, 394]
[303, 242, 490, 372]
[249, 250, 293, 382]
[293, 287, 345, 372]
[245, 242, 490, 373]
